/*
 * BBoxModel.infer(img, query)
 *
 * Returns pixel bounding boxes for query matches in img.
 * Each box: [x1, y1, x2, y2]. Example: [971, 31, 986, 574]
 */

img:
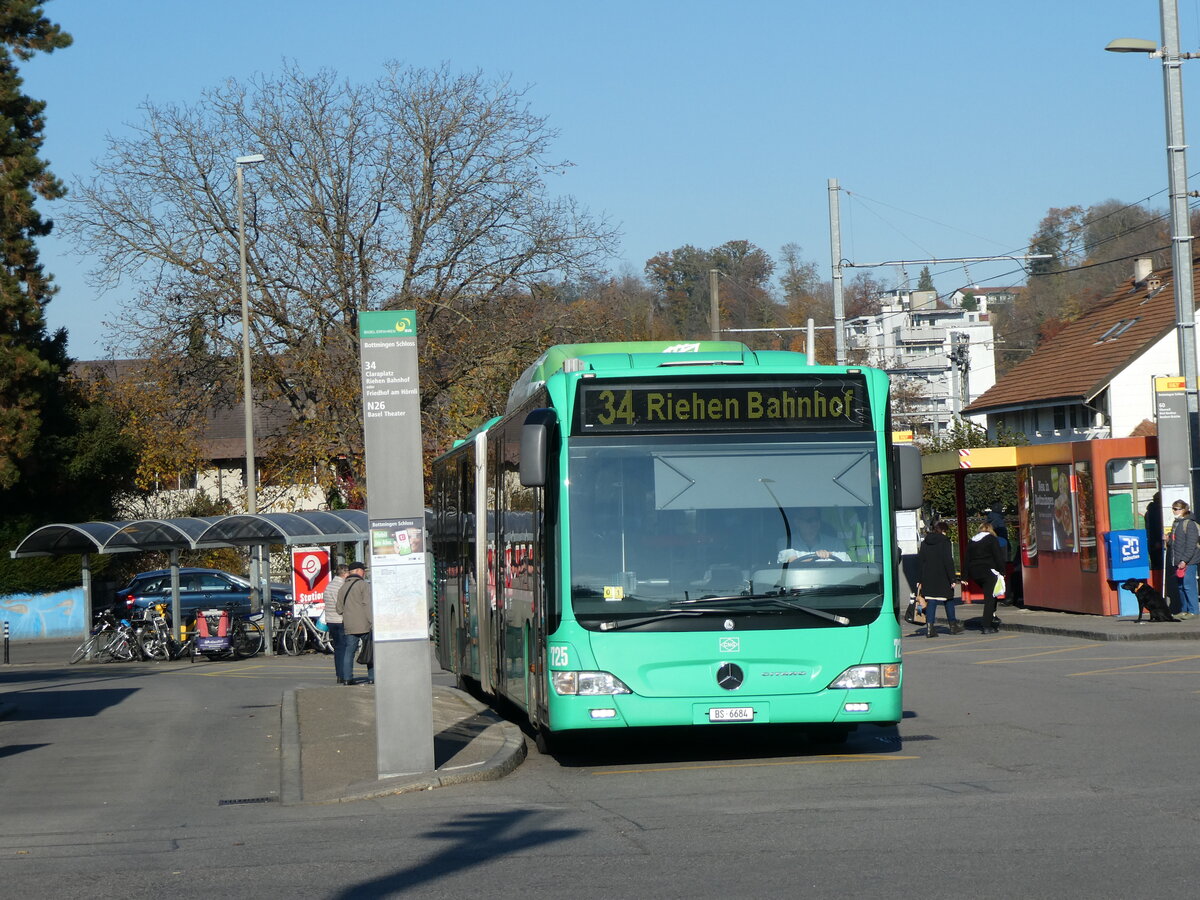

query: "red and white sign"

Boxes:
[291, 546, 330, 610]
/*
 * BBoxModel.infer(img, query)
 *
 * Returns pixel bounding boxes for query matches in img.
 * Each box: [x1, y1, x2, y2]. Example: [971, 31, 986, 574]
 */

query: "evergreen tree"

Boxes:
[0, 5, 135, 593]
[917, 266, 935, 292]
[0, 1, 71, 490]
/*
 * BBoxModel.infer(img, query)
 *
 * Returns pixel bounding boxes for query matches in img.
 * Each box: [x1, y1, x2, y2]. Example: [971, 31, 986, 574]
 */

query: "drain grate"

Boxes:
[218, 797, 276, 806]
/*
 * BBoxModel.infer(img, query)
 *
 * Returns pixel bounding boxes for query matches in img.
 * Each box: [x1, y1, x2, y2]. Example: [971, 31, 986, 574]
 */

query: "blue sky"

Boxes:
[20, 0, 1200, 358]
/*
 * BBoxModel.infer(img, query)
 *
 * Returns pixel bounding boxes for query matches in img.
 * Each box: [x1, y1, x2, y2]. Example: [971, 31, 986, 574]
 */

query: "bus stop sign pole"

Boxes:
[358, 309, 435, 777]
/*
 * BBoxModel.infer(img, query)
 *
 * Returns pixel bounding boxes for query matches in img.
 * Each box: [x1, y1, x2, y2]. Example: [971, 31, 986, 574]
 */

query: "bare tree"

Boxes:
[64, 62, 618, 502]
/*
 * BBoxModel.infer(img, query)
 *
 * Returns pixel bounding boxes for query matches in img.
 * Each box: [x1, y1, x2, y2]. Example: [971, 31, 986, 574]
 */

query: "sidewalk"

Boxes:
[281, 681, 527, 805]
[927, 603, 1200, 641]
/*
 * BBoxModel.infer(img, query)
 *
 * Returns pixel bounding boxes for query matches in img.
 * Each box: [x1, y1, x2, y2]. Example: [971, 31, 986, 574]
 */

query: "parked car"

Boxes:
[111, 568, 293, 619]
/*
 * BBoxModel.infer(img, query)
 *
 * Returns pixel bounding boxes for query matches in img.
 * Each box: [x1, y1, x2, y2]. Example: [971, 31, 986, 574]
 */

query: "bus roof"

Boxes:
[505, 340, 750, 412]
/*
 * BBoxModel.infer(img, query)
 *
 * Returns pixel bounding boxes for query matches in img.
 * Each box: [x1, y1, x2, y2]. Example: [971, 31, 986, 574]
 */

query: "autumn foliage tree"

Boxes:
[65, 63, 618, 503]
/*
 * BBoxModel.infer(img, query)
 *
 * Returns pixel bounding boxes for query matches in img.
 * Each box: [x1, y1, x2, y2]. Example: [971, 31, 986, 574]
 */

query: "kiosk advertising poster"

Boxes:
[1075, 461, 1097, 572]
[358, 308, 434, 776]
[1032, 464, 1077, 552]
[1018, 465, 1037, 566]
[291, 546, 330, 615]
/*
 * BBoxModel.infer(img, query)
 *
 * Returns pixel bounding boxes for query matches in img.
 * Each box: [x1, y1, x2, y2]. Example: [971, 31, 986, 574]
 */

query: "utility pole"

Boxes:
[950, 331, 970, 414]
[828, 178, 846, 365]
[709, 269, 721, 341]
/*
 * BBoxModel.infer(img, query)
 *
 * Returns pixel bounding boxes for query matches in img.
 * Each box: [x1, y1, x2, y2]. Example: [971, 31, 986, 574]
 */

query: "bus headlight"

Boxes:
[828, 663, 900, 689]
[551, 670, 633, 696]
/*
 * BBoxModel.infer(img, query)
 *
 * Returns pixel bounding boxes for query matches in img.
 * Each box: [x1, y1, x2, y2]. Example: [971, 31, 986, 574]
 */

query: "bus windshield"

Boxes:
[567, 433, 885, 630]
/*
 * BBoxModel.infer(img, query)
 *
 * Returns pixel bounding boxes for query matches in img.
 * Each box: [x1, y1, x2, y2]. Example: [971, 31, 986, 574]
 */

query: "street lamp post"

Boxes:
[1108, 0, 1200, 513]
[235, 152, 268, 652]
[235, 153, 265, 516]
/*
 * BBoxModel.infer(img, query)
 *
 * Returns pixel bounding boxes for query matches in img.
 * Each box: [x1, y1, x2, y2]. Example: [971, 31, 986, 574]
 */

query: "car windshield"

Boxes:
[567, 433, 885, 630]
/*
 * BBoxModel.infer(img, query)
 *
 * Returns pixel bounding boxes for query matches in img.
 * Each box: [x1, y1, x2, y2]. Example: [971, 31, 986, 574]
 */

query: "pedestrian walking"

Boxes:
[966, 519, 1006, 634]
[917, 519, 962, 637]
[336, 561, 374, 684]
[322, 563, 349, 684]
[1169, 500, 1200, 618]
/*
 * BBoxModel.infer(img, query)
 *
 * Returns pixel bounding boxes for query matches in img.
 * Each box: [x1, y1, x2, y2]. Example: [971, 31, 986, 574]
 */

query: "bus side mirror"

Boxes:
[520, 408, 557, 487]
[894, 444, 923, 510]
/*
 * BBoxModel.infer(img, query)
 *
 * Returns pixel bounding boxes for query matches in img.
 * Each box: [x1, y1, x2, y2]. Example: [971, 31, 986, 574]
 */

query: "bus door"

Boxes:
[472, 430, 495, 696]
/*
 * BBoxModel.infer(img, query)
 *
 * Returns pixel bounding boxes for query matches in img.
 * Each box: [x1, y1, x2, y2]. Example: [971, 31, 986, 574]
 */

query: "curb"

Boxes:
[999, 621, 1200, 641]
[282, 685, 526, 806]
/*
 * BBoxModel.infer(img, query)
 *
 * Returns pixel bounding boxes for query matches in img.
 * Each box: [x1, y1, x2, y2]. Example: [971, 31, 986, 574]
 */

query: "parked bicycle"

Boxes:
[279, 605, 334, 656]
[132, 601, 174, 661]
[69, 609, 122, 663]
[69, 609, 142, 663]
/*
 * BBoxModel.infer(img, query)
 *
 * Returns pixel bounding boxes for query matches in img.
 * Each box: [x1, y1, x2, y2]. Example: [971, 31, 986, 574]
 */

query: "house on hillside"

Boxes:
[964, 257, 1185, 443]
[73, 360, 326, 516]
[949, 284, 1024, 314]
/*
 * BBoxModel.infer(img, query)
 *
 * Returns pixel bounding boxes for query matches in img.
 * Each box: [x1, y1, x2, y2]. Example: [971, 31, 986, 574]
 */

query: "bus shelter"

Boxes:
[922, 436, 1160, 616]
[9, 510, 369, 642]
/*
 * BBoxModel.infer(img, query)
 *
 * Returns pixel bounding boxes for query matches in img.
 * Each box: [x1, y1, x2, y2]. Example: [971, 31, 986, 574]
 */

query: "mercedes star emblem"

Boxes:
[716, 662, 744, 691]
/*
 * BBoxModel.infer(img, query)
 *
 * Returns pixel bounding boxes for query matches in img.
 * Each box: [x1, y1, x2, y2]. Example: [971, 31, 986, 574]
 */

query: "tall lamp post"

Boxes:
[235, 153, 265, 515]
[235, 152, 269, 652]
[1108, 0, 1200, 513]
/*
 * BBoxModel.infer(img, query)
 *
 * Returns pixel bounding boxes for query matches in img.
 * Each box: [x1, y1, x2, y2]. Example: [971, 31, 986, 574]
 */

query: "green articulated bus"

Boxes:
[431, 340, 923, 753]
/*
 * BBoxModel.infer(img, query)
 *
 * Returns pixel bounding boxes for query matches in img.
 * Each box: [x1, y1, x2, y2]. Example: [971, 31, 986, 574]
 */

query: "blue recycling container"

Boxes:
[1104, 530, 1150, 616]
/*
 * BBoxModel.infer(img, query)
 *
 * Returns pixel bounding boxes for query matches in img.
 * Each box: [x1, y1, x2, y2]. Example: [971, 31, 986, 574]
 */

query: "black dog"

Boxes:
[1120, 578, 1180, 623]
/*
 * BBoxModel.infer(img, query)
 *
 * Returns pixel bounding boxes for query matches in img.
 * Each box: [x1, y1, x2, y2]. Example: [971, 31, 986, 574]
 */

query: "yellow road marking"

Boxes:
[592, 754, 917, 776]
[976, 644, 1096, 665]
[1067, 654, 1200, 677]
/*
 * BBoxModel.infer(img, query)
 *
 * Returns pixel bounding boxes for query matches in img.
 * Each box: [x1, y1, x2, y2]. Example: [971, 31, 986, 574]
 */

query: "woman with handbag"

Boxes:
[335, 561, 374, 684]
[966, 519, 1006, 634]
[917, 520, 963, 637]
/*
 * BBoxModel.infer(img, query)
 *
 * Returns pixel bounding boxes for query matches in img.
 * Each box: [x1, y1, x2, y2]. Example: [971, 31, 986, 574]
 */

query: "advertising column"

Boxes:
[358, 310, 434, 777]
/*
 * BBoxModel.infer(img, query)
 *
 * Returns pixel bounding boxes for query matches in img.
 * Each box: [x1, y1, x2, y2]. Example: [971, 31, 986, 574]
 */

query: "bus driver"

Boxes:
[777, 508, 851, 563]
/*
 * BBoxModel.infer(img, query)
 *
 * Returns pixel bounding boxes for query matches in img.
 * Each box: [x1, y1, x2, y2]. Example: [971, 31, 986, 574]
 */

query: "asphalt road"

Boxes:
[3, 631, 1200, 898]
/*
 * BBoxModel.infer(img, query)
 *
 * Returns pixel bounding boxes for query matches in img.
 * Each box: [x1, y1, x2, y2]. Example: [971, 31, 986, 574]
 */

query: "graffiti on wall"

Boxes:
[0, 588, 86, 639]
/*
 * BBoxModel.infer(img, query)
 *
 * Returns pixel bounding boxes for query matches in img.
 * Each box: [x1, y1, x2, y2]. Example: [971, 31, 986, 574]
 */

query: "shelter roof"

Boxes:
[10, 509, 368, 558]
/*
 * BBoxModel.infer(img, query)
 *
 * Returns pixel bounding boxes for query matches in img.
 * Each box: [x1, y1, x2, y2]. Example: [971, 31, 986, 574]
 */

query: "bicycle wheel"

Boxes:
[315, 628, 334, 654]
[69, 635, 98, 664]
[107, 633, 136, 662]
[232, 620, 264, 659]
[282, 620, 307, 656]
[139, 631, 170, 661]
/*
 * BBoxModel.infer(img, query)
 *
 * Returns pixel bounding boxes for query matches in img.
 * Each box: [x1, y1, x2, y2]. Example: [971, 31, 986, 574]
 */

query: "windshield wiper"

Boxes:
[597, 609, 710, 631]
[680, 592, 851, 625]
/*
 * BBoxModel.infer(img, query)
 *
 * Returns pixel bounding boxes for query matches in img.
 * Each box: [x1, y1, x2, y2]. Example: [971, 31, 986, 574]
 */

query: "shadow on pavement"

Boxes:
[332, 809, 584, 899]
[1, 687, 138, 720]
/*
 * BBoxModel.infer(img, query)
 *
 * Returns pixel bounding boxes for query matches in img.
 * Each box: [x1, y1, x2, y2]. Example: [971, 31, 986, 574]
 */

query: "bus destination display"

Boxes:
[576, 377, 870, 433]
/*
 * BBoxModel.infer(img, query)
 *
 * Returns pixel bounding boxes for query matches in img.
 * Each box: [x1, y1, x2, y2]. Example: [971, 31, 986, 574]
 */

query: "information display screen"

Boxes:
[574, 376, 871, 434]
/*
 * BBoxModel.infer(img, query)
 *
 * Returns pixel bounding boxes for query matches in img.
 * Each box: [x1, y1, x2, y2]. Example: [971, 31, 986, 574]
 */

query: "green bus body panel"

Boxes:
[543, 619, 902, 730]
[433, 344, 904, 737]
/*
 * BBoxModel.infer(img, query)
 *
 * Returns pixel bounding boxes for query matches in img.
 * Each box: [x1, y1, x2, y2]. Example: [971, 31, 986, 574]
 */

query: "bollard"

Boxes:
[3, 620, 8, 665]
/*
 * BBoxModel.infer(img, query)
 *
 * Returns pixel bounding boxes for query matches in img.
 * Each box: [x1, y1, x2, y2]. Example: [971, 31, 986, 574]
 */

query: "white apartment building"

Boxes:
[845, 289, 997, 436]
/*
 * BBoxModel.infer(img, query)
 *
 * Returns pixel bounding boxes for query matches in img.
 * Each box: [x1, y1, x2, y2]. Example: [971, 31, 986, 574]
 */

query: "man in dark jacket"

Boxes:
[336, 561, 374, 684]
[918, 520, 962, 637]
